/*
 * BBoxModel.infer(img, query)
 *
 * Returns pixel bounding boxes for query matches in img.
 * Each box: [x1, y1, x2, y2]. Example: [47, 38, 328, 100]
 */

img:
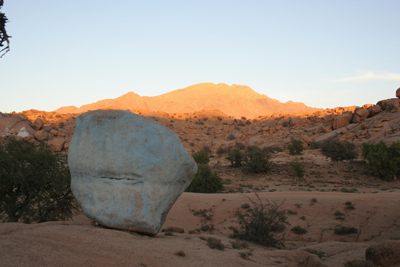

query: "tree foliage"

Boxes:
[320, 139, 358, 162]
[192, 151, 210, 164]
[244, 146, 271, 173]
[362, 141, 400, 181]
[288, 139, 304, 155]
[185, 164, 223, 193]
[0, 0, 11, 58]
[0, 138, 78, 223]
[226, 148, 244, 167]
[231, 193, 289, 248]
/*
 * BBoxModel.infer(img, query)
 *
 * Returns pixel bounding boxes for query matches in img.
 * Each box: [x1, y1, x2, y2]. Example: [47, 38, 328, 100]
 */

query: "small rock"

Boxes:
[42, 126, 52, 132]
[34, 118, 44, 129]
[189, 230, 200, 235]
[50, 129, 59, 136]
[47, 137, 65, 152]
[34, 130, 49, 141]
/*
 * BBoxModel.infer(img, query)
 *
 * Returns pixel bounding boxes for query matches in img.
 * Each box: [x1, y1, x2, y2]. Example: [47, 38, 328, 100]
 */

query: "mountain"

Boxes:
[54, 83, 321, 118]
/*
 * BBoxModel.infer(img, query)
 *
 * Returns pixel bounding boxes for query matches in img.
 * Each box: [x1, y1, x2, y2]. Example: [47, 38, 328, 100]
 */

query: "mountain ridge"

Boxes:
[54, 83, 321, 118]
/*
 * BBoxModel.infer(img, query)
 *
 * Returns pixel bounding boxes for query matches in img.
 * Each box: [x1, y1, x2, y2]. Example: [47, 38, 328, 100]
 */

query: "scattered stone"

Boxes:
[69, 110, 197, 235]
[47, 137, 66, 152]
[368, 105, 382, 116]
[365, 241, 400, 267]
[34, 130, 49, 141]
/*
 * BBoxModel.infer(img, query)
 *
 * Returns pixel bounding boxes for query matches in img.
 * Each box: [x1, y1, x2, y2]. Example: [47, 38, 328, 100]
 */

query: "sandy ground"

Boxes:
[1, 190, 400, 267]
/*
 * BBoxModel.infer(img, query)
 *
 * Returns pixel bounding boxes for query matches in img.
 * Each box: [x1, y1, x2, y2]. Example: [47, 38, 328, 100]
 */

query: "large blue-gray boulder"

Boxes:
[68, 110, 197, 234]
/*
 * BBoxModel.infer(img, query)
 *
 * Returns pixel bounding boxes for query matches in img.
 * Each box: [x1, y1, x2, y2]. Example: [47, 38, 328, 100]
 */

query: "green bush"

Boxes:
[185, 164, 223, 193]
[291, 225, 307, 235]
[288, 140, 304, 155]
[0, 138, 78, 223]
[320, 139, 358, 162]
[362, 141, 400, 181]
[334, 226, 358, 235]
[226, 148, 244, 167]
[230, 193, 289, 248]
[192, 151, 210, 164]
[290, 158, 305, 179]
[244, 146, 271, 173]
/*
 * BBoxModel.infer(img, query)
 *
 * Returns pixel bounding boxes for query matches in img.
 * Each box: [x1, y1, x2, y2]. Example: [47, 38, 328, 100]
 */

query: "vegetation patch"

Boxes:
[334, 226, 358, 235]
[320, 139, 358, 162]
[288, 139, 304, 155]
[230, 193, 289, 248]
[291, 225, 307, 235]
[185, 164, 223, 193]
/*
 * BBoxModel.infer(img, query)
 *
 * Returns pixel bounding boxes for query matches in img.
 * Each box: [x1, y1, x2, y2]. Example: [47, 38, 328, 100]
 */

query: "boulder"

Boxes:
[34, 130, 48, 141]
[42, 126, 52, 132]
[9, 121, 36, 135]
[68, 110, 197, 235]
[0, 117, 20, 133]
[397, 87, 400, 99]
[385, 99, 400, 111]
[365, 241, 400, 267]
[34, 118, 44, 130]
[368, 105, 382, 116]
[50, 129, 59, 136]
[332, 113, 353, 130]
[47, 137, 65, 152]
[17, 127, 30, 138]
[351, 108, 369, 123]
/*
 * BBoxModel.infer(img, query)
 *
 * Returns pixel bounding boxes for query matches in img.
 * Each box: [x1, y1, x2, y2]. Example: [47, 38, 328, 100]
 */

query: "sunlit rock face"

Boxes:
[69, 110, 197, 235]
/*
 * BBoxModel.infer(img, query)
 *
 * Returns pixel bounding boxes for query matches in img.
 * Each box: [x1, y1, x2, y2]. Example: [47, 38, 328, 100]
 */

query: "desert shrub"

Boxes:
[291, 225, 307, 235]
[231, 240, 249, 249]
[192, 151, 210, 164]
[174, 250, 186, 257]
[334, 226, 358, 235]
[185, 164, 223, 193]
[288, 139, 304, 155]
[320, 139, 357, 162]
[341, 188, 358, 193]
[235, 142, 246, 150]
[203, 237, 224, 250]
[216, 146, 227, 156]
[334, 210, 344, 216]
[230, 193, 289, 248]
[244, 146, 271, 173]
[308, 141, 320, 150]
[290, 158, 305, 179]
[226, 149, 244, 167]
[241, 203, 250, 209]
[245, 120, 251, 125]
[362, 141, 400, 181]
[0, 138, 78, 223]
[344, 260, 374, 267]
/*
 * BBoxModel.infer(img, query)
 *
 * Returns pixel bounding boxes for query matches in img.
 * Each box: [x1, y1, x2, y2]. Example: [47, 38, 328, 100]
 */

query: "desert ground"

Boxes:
[1, 95, 400, 266]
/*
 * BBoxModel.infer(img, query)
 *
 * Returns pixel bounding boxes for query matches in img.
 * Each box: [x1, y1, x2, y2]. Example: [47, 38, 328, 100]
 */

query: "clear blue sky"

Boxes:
[1, 1, 399, 113]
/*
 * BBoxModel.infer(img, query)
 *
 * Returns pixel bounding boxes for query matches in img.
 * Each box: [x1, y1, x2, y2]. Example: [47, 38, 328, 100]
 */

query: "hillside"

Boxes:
[54, 83, 320, 118]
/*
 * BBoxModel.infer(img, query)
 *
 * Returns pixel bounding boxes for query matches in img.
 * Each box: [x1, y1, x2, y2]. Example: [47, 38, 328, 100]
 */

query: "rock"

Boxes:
[50, 129, 59, 136]
[374, 123, 384, 128]
[385, 99, 400, 111]
[162, 227, 184, 233]
[352, 108, 369, 123]
[301, 135, 312, 145]
[365, 241, 400, 267]
[368, 105, 382, 116]
[321, 122, 333, 133]
[397, 88, 400, 98]
[42, 126, 52, 132]
[0, 117, 20, 133]
[332, 113, 353, 130]
[69, 110, 197, 235]
[34, 130, 49, 141]
[9, 121, 36, 135]
[17, 127, 30, 138]
[47, 137, 66, 152]
[34, 118, 44, 130]
[300, 254, 323, 267]
[289, 117, 304, 126]
[189, 230, 200, 235]
[18, 114, 28, 121]
[323, 113, 335, 122]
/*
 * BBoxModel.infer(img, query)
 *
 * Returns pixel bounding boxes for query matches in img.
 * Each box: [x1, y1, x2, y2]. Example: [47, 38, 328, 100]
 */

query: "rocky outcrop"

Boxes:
[68, 110, 197, 235]
[332, 112, 353, 130]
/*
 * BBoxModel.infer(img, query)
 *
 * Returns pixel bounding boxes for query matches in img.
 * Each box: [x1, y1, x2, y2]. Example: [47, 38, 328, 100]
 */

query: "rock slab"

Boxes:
[68, 110, 197, 235]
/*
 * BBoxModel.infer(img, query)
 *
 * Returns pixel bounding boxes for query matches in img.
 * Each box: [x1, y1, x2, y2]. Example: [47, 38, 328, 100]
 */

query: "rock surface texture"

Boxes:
[68, 110, 197, 235]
